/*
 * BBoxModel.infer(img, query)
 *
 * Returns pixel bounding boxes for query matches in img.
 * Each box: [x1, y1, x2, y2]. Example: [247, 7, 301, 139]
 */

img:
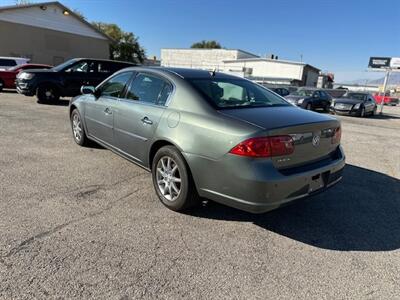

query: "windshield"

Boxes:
[292, 89, 314, 97]
[189, 78, 290, 109]
[52, 59, 79, 72]
[346, 93, 367, 101]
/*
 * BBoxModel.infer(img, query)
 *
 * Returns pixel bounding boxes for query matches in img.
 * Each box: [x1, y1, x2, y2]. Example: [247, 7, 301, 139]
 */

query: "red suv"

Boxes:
[0, 64, 52, 92]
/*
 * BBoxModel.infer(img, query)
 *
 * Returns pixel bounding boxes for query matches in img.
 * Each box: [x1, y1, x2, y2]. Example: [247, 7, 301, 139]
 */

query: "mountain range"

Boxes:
[345, 72, 400, 86]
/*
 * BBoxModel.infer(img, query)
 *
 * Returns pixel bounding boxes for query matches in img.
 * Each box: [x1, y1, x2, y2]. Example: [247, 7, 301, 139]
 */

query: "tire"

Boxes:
[36, 84, 60, 103]
[0, 80, 3, 92]
[70, 109, 89, 146]
[152, 146, 199, 212]
[306, 103, 312, 110]
[360, 107, 366, 117]
[371, 107, 376, 116]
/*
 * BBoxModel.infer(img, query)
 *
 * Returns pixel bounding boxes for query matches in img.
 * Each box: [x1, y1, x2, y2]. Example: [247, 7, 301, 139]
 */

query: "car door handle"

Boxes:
[104, 107, 112, 115]
[141, 117, 153, 125]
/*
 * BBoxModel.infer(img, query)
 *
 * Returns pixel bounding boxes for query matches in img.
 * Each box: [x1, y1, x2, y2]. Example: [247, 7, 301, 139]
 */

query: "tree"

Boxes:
[92, 22, 145, 64]
[191, 40, 222, 49]
[15, 0, 31, 5]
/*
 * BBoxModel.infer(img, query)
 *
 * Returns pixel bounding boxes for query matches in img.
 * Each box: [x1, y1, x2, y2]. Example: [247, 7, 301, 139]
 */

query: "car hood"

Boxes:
[219, 106, 336, 130]
[333, 98, 362, 105]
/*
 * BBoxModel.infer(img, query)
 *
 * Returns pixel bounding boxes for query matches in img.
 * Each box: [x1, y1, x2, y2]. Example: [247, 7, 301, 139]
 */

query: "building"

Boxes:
[0, 1, 112, 66]
[161, 48, 259, 70]
[223, 58, 320, 87]
[161, 48, 321, 87]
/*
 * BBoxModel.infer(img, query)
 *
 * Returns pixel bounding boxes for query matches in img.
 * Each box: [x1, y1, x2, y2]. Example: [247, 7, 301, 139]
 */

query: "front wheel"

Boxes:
[70, 109, 89, 146]
[37, 85, 60, 103]
[360, 107, 366, 117]
[152, 146, 199, 212]
[306, 103, 312, 110]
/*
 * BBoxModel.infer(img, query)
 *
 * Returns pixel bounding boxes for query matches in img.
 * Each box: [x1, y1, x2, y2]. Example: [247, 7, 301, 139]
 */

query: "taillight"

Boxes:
[229, 136, 294, 158]
[332, 127, 341, 144]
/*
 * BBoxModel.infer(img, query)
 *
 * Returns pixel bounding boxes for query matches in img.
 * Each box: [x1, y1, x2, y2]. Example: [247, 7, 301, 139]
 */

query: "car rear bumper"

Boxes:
[184, 145, 346, 213]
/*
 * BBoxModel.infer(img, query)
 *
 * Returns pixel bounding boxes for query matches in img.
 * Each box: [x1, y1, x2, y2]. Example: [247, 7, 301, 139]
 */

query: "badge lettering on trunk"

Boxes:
[312, 135, 320, 147]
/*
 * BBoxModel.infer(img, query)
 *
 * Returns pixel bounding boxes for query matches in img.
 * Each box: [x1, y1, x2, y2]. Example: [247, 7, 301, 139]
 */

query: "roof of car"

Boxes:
[122, 66, 242, 80]
[74, 58, 135, 65]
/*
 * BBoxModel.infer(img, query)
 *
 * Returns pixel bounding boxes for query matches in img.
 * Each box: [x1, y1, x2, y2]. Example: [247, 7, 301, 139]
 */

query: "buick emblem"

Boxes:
[312, 135, 320, 147]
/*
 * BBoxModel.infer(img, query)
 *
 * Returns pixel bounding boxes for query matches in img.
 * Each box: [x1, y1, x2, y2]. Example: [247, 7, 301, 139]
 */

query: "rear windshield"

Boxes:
[189, 78, 290, 109]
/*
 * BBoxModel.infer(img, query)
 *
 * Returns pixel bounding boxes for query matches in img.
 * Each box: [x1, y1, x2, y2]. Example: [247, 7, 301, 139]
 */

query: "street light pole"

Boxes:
[379, 69, 390, 115]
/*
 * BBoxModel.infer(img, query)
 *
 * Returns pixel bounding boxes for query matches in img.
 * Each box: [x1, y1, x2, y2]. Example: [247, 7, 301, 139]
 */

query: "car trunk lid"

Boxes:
[220, 106, 341, 169]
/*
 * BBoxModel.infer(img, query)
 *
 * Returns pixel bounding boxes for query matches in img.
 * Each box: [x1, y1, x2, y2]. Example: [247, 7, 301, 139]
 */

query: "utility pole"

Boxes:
[379, 69, 390, 114]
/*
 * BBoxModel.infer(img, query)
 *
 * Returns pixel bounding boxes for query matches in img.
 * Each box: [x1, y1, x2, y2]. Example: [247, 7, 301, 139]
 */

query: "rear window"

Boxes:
[0, 59, 17, 67]
[189, 78, 290, 109]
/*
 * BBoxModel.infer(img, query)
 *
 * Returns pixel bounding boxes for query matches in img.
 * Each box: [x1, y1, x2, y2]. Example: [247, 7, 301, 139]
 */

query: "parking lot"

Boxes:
[0, 92, 399, 299]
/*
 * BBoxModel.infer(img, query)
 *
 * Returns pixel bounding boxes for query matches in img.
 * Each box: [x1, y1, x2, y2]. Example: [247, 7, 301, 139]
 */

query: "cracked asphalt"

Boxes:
[0, 92, 399, 299]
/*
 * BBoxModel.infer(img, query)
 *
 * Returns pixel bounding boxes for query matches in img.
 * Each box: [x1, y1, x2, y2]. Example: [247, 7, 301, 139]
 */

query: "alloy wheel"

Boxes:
[156, 156, 182, 201]
[72, 113, 83, 142]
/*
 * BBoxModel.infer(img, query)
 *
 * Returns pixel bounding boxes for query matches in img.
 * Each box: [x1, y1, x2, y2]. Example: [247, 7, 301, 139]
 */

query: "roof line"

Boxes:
[161, 48, 259, 57]
[0, 1, 114, 42]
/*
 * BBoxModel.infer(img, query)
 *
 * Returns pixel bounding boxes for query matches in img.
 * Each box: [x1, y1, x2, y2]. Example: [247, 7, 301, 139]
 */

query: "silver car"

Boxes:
[69, 67, 345, 213]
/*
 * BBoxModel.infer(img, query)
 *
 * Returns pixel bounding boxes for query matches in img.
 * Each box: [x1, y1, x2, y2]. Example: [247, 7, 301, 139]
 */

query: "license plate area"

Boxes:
[309, 170, 331, 193]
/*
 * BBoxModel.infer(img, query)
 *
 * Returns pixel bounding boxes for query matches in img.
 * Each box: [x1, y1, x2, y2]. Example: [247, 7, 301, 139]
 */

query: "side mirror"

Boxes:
[81, 85, 95, 95]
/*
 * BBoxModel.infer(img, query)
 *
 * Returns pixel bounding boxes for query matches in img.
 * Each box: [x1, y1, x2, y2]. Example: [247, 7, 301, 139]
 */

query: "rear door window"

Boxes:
[126, 73, 172, 105]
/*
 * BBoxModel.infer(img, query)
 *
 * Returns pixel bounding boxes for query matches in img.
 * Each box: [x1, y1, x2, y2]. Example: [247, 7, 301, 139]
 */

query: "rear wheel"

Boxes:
[152, 146, 199, 212]
[37, 84, 60, 103]
[0, 79, 3, 92]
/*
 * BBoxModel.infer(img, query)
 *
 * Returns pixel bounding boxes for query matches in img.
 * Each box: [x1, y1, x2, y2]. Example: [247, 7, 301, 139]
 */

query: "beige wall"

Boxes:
[0, 20, 110, 65]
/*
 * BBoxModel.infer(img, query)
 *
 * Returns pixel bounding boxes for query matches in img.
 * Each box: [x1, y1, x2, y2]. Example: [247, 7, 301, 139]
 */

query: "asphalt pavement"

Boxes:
[0, 92, 399, 299]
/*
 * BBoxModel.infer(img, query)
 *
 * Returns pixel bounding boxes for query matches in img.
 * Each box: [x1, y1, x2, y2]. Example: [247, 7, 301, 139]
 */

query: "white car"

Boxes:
[0, 57, 30, 71]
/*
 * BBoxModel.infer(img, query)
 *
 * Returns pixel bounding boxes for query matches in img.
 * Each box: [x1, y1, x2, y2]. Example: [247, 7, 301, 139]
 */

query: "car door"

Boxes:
[63, 60, 97, 96]
[84, 71, 133, 146]
[320, 91, 331, 108]
[365, 96, 376, 113]
[311, 91, 321, 107]
[114, 73, 172, 164]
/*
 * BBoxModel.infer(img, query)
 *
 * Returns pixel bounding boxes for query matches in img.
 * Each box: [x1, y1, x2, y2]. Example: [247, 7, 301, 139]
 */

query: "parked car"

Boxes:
[16, 58, 135, 103]
[285, 88, 332, 111]
[373, 93, 399, 106]
[0, 64, 52, 92]
[330, 92, 377, 117]
[69, 67, 345, 213]
[0, 57, 30, 70]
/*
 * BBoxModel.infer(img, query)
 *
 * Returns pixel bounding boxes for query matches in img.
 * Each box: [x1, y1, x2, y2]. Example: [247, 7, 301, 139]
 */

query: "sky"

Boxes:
[1, 0, 399, 82]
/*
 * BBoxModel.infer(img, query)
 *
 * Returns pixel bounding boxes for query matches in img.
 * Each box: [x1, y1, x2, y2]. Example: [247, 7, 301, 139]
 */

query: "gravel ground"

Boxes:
[0, 92, 399, 299]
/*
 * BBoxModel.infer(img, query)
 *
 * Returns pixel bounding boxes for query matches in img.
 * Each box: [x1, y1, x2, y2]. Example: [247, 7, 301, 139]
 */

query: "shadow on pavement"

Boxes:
[37, 98, 70, 106]
[192, 164, 400, 251]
